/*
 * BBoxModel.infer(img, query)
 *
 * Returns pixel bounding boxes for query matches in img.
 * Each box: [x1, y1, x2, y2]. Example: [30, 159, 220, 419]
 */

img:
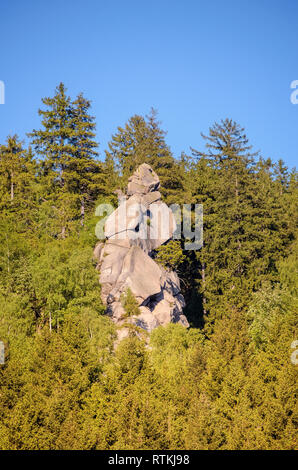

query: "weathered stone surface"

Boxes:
[104, 194, 142, 239]
[104, 197, 176, 254]
[133, 306, 160, 332]
[142, 191, 161, 205]
[93, 242, 104, 261]
[95, 163, 189, 343]
[127, 163, 160, 195]
[107, 301, 126, 320]
[179, 315, 189, 327]
[146, 201, 176, 251]
[162, 269, 180, 294]
[115, 327, 131, 344]
[118, 246, 162, 304]
[99, 244, 129, 286]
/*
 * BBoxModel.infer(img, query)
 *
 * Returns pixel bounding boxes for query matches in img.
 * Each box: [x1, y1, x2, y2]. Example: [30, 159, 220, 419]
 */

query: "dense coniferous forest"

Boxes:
[0, 83, 297, 450]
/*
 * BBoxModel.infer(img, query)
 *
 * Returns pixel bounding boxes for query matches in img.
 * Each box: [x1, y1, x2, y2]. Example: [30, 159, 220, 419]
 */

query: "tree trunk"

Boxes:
[10, 171, 14, 201]
[6, 236, 10, 274]
[80, 198, 85, 226]
[202, 261, 206, 316]
[235, 175, 241, 250]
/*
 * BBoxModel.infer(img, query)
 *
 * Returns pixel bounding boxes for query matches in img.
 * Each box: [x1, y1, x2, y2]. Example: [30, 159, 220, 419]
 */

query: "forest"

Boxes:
[0, 83, 297, 450]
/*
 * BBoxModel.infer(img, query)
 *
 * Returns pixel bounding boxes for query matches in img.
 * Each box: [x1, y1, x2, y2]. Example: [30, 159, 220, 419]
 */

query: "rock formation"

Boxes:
[94, 163, 189, 341]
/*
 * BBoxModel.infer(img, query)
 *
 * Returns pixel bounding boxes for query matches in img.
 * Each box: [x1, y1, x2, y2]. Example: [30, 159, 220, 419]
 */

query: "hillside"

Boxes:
[0, 85, 297, 450]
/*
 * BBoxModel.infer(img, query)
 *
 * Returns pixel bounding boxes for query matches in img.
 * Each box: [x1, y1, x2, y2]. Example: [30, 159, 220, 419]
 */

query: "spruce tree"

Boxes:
[29, 83, 72, 186]
[0, 135, 35, 209]
[67, 93, 106, 224]
[105, 108, 185, 203]
[29, 83, 105, 235]
[189, 119, 292, 328]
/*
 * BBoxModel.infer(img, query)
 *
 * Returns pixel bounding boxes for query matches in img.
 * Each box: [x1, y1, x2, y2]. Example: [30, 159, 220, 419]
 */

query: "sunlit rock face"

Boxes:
[94, 163, 189, 342]
[127, 163, 160, 195]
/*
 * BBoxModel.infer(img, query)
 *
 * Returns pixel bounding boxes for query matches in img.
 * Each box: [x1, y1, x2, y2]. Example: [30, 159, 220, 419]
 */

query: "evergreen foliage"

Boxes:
[120, 288, 141, 318]
[0, 86, 297, 450]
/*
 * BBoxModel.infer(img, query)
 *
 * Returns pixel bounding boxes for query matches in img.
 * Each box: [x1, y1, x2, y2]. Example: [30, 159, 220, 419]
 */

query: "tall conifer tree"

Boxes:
[105, 109, 185, 203]
[29, 83, 105, 234]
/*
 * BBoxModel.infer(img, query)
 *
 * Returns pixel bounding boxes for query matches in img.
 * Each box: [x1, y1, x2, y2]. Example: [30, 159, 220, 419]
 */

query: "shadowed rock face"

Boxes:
[94, 163, 189, 342]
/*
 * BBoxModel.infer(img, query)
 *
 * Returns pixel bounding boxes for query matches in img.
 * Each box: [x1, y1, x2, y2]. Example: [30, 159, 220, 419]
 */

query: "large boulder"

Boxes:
[104, 194, 143, 239]
[104, 193, 176, 253]
[127, 163, 160, 195]
[117, 246, 162, 304]
[95, 163, 189, 342]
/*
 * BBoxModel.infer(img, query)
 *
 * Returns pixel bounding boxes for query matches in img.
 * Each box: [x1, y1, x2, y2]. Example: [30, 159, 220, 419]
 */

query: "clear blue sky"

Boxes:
[0, 0, 297, 168]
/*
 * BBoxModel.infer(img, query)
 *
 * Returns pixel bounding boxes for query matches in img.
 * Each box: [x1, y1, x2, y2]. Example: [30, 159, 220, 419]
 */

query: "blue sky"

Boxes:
[0, 0, 297, 168]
